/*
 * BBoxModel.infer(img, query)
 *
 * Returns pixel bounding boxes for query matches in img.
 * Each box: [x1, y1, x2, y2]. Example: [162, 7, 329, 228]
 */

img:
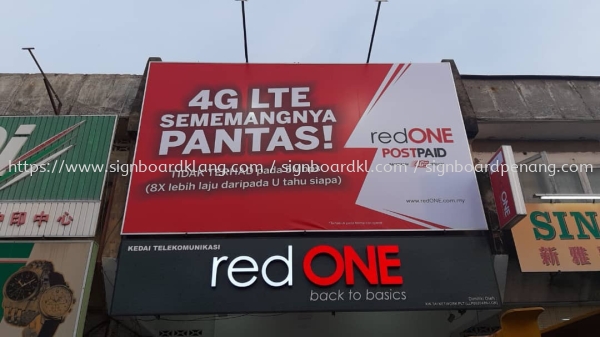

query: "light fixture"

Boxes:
[562, 318, 570, 321]
[534, 194, 600, 200]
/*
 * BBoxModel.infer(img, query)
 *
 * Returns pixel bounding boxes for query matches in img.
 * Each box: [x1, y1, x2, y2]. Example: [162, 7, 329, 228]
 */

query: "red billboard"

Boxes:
[122, 62, 487, 234]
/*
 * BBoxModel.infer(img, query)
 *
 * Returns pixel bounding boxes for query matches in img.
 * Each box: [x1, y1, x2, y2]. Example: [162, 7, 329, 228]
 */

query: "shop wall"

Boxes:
[4, 70, 600, 122]
[0, 74, 140, 116]
[461, 76, 600, 122]
[5, 61, 598, 335]
[473, 150, 600, 167]
[213, 312, 451, 337]
[472, 145, 600, 212]
[470, 145, 600, 305]
[90, 312, 451, 337]
[539, 306, 600, 330]
[502, 231, 600, 305]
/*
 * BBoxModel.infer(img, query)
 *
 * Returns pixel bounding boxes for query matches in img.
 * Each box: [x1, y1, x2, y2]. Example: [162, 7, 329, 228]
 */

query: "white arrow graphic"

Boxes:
[344, 63, 487, 230]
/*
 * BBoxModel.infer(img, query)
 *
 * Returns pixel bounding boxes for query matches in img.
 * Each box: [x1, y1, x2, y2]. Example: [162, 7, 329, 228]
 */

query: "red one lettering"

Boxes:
[377, 245, 403, 285]
[344, 246, 378, 285]
[303, 245, 344, 286]
[441, 128, 454, 143]
[303, 245, 403, 287]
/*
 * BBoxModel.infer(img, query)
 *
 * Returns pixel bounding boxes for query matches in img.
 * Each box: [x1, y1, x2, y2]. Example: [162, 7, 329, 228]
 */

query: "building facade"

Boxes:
[0, 59, 599, 337]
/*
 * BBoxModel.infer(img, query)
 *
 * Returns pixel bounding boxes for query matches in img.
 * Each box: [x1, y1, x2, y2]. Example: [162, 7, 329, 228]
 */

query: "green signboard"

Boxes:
[0, 116, 117, 237]
[0, 116, 116, 200]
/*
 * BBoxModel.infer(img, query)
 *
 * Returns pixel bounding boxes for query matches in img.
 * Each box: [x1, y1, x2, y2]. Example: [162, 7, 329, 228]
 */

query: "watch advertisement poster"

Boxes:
[0, 241, 97, 337]
[111, 235, 501, 315]
[122, 62, 487, 234]
[0, 115, 117, 238]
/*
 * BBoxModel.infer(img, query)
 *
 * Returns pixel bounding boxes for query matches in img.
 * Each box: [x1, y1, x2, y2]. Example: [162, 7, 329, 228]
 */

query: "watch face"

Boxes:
[4, 271, 40, 301]
[39, 286, 74, 319]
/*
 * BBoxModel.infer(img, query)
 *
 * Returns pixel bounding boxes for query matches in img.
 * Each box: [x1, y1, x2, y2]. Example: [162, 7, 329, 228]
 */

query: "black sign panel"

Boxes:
[111, 235, 501, 315]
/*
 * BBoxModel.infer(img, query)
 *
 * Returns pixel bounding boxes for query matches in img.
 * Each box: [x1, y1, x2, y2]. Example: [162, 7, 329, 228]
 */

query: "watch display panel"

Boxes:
[39, 286, 74, 319]
[4, 271, 40, 301]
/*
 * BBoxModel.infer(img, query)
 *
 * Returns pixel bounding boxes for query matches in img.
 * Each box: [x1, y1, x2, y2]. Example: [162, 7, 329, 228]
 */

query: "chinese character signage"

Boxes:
[122, 62, 487, 234]
[110, 235, 501, 315]
[487, 145, 526, 230]
[512, 203, 600, 272]
[0, 116, 117, 237]
[0, 241, 97, 337]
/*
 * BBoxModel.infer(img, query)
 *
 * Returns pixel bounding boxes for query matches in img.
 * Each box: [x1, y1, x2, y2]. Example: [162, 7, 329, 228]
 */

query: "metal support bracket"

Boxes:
[22, 47, 62, 115]
[366, 1, 382, 63]
[237, 0, 249, 63]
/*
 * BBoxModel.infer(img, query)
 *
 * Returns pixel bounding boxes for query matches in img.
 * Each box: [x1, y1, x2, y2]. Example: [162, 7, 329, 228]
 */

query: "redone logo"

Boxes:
[211, 245, 293, 288]
[210, 244, 403, 289]
[303, 245, 403, 286]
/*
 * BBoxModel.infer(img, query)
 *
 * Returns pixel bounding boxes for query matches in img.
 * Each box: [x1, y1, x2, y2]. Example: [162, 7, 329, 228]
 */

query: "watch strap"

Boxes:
[40, 272, 71, 324]
[49, 272, 66, 286]
[28, 261, 54, 273]
[3, 307, 37, 326]
[26, 261, 54, 288]
[39, 318, 60, 337]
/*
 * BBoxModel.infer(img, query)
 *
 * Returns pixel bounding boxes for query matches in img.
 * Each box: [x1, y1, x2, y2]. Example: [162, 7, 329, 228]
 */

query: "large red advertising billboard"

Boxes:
[122, 62, 487, 234]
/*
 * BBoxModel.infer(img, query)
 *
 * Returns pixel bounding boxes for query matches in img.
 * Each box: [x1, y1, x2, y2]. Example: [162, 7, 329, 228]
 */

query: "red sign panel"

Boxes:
[488, 146, 526, 229]
[122, 62, 487, 234]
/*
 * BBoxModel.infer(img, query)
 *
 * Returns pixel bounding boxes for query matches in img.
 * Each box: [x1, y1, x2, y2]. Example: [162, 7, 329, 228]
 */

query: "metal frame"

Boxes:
[534, 194, 600, 199]
[502, 146, 527, 224]
[585, 164, 600, 194]
[518, 152, 600, 203]
[517, 151, 557, 200]
[578, 169, 594, 194]
[517, 153, 543, 165]
[539, 152, 560, 193]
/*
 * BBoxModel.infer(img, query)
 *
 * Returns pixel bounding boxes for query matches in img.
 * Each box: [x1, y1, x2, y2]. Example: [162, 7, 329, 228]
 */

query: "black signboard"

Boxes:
[110, 235, 501, 315]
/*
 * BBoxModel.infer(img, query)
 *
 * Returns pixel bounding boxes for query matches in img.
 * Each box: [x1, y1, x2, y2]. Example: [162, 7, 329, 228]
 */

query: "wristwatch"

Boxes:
[38, 271, 75, 336]
[1, 261, 53, 327]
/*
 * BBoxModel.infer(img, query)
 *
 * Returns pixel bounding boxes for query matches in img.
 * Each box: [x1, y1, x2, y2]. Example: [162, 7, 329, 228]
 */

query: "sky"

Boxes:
[1, 0, 599, 76]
